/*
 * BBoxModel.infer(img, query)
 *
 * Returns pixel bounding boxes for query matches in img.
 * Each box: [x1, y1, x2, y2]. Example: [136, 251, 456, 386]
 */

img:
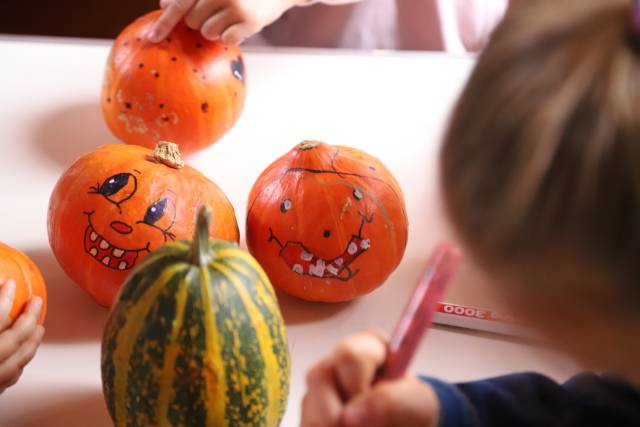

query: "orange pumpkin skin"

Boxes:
[0, 243, 47, 325]
[48, 144, 239, 308]
[246, 141, 408, 302]
[101, 10, 246, 154]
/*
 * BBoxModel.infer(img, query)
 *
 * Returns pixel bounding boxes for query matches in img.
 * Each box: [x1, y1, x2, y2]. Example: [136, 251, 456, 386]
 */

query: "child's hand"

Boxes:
[300, 331, 440, 427]
[149, 0, 307, 45]
[0, 280, 44, 394]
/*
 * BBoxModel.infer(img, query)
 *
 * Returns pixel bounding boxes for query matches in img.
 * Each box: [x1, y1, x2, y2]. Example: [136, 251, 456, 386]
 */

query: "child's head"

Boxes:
[441, 0, 640, 381]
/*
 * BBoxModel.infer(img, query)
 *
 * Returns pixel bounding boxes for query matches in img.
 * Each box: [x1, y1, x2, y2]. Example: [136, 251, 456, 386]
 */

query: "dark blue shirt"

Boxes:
[421, 372, 640, 427]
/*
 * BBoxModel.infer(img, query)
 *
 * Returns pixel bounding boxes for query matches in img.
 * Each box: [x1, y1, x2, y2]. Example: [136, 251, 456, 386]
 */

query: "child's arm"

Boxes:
[302, 331, 640, 427]
[0, 280, 44, 394]
[148, 0, 364, 44]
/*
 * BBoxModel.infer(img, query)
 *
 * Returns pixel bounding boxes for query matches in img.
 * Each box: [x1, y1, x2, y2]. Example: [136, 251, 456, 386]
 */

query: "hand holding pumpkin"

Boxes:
[149, 0, 304, 44]
[0, 280, 45, 394]
[301, 331, 440, 427]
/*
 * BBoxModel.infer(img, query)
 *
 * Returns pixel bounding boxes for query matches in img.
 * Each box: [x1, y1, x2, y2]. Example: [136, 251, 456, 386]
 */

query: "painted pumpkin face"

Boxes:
[48, 143, 239, 307]
[246, 141, 408, 302]
[0, 242, 47, 324]
[102, 10, 246, 154]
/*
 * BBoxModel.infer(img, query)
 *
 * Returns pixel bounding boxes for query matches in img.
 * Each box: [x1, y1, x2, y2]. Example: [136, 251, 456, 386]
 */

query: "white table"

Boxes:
[0, 37, 579, 427]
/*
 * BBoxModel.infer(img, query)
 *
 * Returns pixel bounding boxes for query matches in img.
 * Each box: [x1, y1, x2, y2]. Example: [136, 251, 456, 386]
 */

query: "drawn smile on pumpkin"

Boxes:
[268, 212, 374, 282]
[83, 211, 150, 271]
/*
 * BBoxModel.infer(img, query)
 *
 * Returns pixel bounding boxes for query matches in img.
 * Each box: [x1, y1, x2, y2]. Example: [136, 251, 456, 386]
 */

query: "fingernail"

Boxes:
[343, 402, 368, 426]
[32, 297, 43, 312]
[36, 326, 45, 339]
[148, 30, 160, 42]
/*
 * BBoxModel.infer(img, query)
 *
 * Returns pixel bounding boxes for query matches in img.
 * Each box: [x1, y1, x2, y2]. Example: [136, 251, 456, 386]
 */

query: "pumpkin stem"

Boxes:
[297, 140, 322, 151]
[153, 141, 185, 169]
[191, 206, 213, 267]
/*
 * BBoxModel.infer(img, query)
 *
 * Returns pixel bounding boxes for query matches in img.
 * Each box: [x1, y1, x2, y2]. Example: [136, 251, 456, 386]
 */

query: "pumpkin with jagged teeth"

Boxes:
[48, 142, 239, 307]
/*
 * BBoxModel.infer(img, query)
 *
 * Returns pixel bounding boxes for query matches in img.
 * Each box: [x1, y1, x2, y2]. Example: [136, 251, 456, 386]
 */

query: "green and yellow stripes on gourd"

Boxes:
[212, 247, 290, 422]
[103, 239, 289, 427]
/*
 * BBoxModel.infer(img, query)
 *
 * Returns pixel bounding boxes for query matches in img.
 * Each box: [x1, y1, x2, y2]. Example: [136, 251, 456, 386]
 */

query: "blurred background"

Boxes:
[1, 0, 158, 38]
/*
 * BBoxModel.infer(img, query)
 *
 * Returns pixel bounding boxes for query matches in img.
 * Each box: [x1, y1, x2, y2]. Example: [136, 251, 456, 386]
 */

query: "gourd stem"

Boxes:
[191, 206, 213, 267]
[153, 141, 185, 169]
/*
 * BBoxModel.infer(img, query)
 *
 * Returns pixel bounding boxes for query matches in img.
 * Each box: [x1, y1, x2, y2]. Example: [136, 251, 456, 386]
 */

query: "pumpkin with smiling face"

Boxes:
[246, 141, 408, 302]
[48, 142, 239, 307]
[102, 10, 246, 154]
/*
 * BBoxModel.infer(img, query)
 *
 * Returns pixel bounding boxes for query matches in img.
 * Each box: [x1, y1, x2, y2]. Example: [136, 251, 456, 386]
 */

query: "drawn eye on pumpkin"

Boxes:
[231, 57, 244, 82]
[137, 196, 177, 241]
[280, 198, 292, 213]
[353, 189, 363, 201]
[89, 172, 138, 209]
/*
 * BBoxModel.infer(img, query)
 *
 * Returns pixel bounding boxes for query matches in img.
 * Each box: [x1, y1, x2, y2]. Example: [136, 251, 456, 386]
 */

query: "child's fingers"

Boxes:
[300, 358, 344, 427]
[0, 280, 16, 332]
[0, 297, 42, 361]
[185, 0, 224, 30]
[0, 326, 44, 385]
[333, 331, 387, 400]
[149, 0, 198, 42]
[201, 9, 235, 41]
[341, 376, 440, 427]
[221, 22, 256, 45]
[160, 0, 173, 9]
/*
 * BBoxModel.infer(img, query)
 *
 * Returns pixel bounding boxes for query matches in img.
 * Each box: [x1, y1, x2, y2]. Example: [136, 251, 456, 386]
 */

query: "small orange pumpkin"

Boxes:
[102, 10, 246, 154]
[0, 242, 47, 324]
[48, 142, 239, 307]
[246, 141, 408, 302]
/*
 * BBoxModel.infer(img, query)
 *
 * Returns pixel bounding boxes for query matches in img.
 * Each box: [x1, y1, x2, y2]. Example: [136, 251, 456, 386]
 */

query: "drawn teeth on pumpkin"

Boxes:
[90, 231, 98, 241]
[300, 251, 313, 261]
[118, 261, 128, 270]
[89, 248, 98, 257]
[348, 242, 358, 255]
[100, 240, 110, 250]
[361, 239, 371, 250]
[102, 256, 111, 265]
[334, 257, 344, 266]
[327, 265, 339, 275]
[112, 248, 124, 258]
[292, 264, 303, 275]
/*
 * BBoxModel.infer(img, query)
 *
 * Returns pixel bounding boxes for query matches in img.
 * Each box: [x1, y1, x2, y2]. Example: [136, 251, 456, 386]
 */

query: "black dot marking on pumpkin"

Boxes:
[171, 56, 177, 62]
[369, 166, 376, 171]
[162, 115, 170, 122]
[224, 46, 229, 51]
[153, 71, 160, 78]
[323, 230, 331, 238]
[201, 102, 209, 113]
[280, 199, 292, 213]
[123, 41, 129, 47]
[125, 102, 132, 109]
[193, 68, 198, 73]
[231, 57, 244, 83]
[106, 97, 112, 103]
[159, 103, 165, 109]
[167, 37, 172, 42]
[138, 63, 144, 69]
[136, 37, 142, 42]
[196, 42, 203, 48]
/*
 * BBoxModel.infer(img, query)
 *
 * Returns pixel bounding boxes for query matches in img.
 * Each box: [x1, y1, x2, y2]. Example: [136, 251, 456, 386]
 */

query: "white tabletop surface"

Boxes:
[0, 37, 579, 427]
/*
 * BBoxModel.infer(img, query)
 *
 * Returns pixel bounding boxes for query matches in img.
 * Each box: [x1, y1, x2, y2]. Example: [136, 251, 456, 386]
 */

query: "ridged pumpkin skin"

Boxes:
[246, 141, 408, 302]
[102, 10, 246, 154]
[48, 143, 239, 308]
[0, 242, 47, 324]
[102, 208, 290, 427]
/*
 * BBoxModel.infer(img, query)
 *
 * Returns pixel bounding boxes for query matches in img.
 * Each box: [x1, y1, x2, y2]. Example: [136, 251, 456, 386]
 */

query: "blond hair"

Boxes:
[441, 0, 640, 303]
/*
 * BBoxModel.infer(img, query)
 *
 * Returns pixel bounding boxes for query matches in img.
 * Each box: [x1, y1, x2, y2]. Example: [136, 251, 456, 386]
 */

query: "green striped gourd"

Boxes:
[101, 206, 290, 427]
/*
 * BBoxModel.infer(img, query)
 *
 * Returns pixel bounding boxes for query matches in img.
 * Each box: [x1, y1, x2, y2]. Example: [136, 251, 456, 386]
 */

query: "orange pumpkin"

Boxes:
[0, 242, 47, 324]
[48, 142, 239, 307]
[246, 141, 408, 302]
[101, 10, 246, 154]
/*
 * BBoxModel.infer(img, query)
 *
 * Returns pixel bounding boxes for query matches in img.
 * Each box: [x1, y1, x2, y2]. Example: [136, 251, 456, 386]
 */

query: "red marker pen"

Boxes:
[377, 242, 462, 381]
